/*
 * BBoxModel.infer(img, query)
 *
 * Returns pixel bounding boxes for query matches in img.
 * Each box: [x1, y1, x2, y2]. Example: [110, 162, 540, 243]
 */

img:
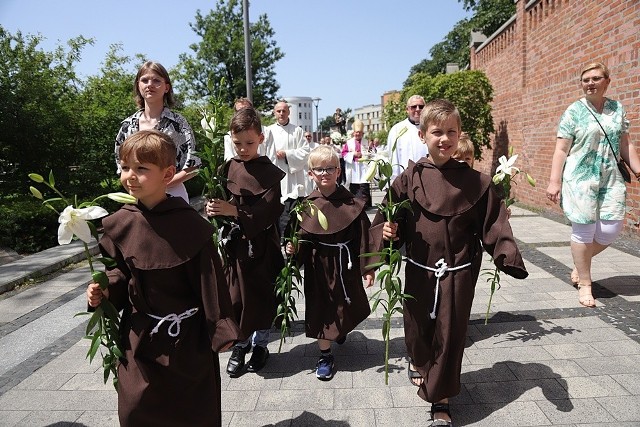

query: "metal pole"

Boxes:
[242, 0, 252, 102]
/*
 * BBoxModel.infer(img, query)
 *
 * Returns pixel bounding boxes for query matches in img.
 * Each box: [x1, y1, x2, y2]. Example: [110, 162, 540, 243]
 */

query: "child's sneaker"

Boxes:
[315, 354, 335, 381]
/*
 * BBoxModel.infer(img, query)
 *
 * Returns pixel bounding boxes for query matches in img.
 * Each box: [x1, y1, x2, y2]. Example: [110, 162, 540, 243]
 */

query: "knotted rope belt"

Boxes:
[405, 257, 471, 319]
[317, 240, 353, 305]
[148, 307, 199, 337]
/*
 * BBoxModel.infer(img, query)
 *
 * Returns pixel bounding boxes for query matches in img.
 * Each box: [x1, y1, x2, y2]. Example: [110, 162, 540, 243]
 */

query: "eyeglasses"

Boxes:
[409, 104, 425, 110]
[139, 77, 165, 87]
[581, 76, 605, 84]
[311, 167, 337, 175]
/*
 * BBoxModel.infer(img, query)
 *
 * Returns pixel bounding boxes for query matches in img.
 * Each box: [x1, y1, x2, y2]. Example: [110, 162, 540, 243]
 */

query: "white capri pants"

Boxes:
[571, 220, 623, 245]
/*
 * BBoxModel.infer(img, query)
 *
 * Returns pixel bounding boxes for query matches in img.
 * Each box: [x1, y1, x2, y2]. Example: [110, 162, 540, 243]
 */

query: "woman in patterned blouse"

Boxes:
[546, 62, 640, 307]
[114, 61, 200, 202]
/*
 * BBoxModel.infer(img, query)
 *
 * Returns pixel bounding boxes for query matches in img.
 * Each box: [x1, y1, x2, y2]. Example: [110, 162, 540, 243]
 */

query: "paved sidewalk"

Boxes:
[0, 191, 639, 426]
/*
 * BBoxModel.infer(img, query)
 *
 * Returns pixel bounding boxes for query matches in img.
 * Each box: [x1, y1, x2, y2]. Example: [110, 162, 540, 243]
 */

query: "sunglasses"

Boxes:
[409, 104, 425, 110]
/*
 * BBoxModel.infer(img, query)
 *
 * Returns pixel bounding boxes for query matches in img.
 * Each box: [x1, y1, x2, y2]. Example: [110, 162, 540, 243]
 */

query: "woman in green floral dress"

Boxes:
[546, 62, 640, 307]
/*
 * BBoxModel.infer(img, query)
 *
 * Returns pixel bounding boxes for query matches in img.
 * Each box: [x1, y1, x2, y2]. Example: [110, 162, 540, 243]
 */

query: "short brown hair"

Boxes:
[119, 130, 176, 168]
[134, 61, 175, 109]
[419, 99, 462, 133]
[230, 107, 262, 135]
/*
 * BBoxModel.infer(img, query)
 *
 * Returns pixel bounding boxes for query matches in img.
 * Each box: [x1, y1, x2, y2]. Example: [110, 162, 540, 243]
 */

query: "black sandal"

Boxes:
[430, 402, 452, 426]
[407, 358, 422, 386]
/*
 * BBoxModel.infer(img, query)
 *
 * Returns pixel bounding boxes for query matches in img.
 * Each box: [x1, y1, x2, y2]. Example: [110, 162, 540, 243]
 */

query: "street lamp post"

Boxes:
[312, 97, 321, 140]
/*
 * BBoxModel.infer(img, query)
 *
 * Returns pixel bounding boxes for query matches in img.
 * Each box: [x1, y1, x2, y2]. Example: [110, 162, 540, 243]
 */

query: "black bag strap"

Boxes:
[580, 100, 619, 161]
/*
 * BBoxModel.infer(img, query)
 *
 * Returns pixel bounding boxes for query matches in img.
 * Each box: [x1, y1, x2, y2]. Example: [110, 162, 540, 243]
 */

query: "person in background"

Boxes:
[264, 100, 310, 237]
[334, 108, 346, 135]
[452, 132, 474, 168]
[285, 145, 374, 381]
[88, 129, 240, 427]
[341, 120, 372, 208]
[115, 61, 200, 203]
[224, 97, 263, 161]
[546, 61, 640, 307]
[387, 95, 428, 182]
[371, 99, 528, 427]
[206, 107, 285, 377]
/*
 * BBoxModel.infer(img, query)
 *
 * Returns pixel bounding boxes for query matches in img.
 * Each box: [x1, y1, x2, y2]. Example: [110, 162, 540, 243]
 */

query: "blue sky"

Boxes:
[0, 0, 471, 121]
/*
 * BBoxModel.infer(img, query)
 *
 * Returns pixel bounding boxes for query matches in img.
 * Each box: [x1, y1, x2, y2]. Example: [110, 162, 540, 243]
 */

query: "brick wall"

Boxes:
[470, 0, 640, 236]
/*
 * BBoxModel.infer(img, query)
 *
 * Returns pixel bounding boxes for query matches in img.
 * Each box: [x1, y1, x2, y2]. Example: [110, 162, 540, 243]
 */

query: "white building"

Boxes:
[352, 104, 383, 136]
[283, 96, 314, 133]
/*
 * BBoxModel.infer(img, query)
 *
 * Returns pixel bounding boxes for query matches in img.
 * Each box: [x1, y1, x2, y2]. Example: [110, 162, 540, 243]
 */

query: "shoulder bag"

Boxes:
[582, 102, 631, 183]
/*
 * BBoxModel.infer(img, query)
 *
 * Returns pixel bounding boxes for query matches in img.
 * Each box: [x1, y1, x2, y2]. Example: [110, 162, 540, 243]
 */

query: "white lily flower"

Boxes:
[493, 155, 520, 184]
[200, 114, 216, 140]
[107, 192, 137, 204]
[362, 152, 390, 182]
[57, 205, 109, 245]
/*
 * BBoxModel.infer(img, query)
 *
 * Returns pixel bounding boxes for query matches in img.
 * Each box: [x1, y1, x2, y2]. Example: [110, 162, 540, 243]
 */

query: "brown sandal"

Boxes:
[577, 283, 596, 308]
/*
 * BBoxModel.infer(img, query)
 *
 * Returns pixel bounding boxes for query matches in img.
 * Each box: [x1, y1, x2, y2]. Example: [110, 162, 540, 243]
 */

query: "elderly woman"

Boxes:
[546, 62, 640, 307]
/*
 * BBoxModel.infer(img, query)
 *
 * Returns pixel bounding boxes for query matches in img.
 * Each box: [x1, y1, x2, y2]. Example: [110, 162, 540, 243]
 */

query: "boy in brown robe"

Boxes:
[86, 129, 240, 427]
[286, 145, 374, 380]
[372, 100, 528, 427]
[206, 107, 285, 377]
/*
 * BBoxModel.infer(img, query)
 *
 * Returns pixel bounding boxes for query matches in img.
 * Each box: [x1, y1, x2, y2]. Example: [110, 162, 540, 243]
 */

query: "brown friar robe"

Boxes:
[370, 158, 528, 403]
[222, 156, 285, 339]
[99, 197, 241, 427]
[296, 186, 372, 341]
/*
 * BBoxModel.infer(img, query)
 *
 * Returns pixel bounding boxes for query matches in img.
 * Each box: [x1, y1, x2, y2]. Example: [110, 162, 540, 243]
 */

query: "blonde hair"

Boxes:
[454, 133, 474, 158]
[308, 145, 339, 170]
[580, 62, 610, 79]
[119, 130, 176, 168]
[419, 99, 461, 133]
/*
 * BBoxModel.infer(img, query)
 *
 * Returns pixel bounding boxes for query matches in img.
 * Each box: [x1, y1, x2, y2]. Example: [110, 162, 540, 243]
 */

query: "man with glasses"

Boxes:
[387, 95, 428, 181]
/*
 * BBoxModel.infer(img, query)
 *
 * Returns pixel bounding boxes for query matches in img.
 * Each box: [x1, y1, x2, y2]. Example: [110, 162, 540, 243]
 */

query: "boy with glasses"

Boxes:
[285, 145, 375, 380]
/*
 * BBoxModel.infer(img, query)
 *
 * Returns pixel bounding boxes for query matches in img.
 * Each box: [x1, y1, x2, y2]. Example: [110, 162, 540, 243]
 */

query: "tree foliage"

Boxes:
[0, 27, 90, 196]
[175, 0, 284, 111]
[398, 70, 495, 160]
[408, 0, 515, 77]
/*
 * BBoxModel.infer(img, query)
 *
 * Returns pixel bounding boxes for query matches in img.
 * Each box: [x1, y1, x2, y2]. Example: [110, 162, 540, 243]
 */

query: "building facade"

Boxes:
[352, 104, 383, 137]
[282, 96, 314, 133]
[469, 0, 639, 234]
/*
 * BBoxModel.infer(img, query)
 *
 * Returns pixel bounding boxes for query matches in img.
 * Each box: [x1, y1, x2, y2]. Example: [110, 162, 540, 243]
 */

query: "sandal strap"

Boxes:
[430, 403, 451, 417]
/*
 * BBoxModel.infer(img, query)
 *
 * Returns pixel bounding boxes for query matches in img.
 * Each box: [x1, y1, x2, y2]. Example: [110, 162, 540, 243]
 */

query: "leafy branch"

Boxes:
[360, 129, 414, 385]
[274, 200, 327, 352]
[29, 171, 135, 389]
[483, 148, 535, 324]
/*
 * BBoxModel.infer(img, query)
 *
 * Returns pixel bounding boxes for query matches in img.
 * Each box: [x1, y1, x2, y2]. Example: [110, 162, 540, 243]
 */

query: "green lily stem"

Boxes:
[83, 242, 95, 274]
[277, 255, 296, 353]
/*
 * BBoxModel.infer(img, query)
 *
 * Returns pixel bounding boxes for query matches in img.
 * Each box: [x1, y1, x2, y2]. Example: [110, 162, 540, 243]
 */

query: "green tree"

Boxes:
[401, 70, 495, 159]
[408, 0, 515, 77]
[74, 44, 138, 193]
[0, 26, 91, 196]
[175, 0, 284, 110]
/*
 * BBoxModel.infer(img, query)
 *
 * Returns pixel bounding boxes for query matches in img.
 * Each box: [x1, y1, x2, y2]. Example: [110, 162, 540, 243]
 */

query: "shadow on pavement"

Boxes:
[455, 361, 573, 425]
[264, 410, 349, 426]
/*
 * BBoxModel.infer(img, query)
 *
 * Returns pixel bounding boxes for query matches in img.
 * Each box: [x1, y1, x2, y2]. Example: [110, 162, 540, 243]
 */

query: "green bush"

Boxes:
[0, 199, 59, 254]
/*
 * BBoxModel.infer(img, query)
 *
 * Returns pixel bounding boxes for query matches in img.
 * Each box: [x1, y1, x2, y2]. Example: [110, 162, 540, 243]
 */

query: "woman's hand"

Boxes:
[546, 181, 561, 204]
[382, 222, 398, 241]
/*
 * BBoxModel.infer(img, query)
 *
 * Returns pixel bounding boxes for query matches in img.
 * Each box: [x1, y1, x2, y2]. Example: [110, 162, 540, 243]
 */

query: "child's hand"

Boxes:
[285, 242, 296, 255]
[207, 199, 238, 218]
[87, 282, 108, 308]
[382, 222, 398, 241]
[363, 271, 375, 288]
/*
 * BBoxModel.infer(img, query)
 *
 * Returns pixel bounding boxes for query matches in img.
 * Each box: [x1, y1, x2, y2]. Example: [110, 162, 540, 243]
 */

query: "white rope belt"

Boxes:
[405, 257, 471, 319]
[317, 240, 353, 305]
[148, 307, 199, 337]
